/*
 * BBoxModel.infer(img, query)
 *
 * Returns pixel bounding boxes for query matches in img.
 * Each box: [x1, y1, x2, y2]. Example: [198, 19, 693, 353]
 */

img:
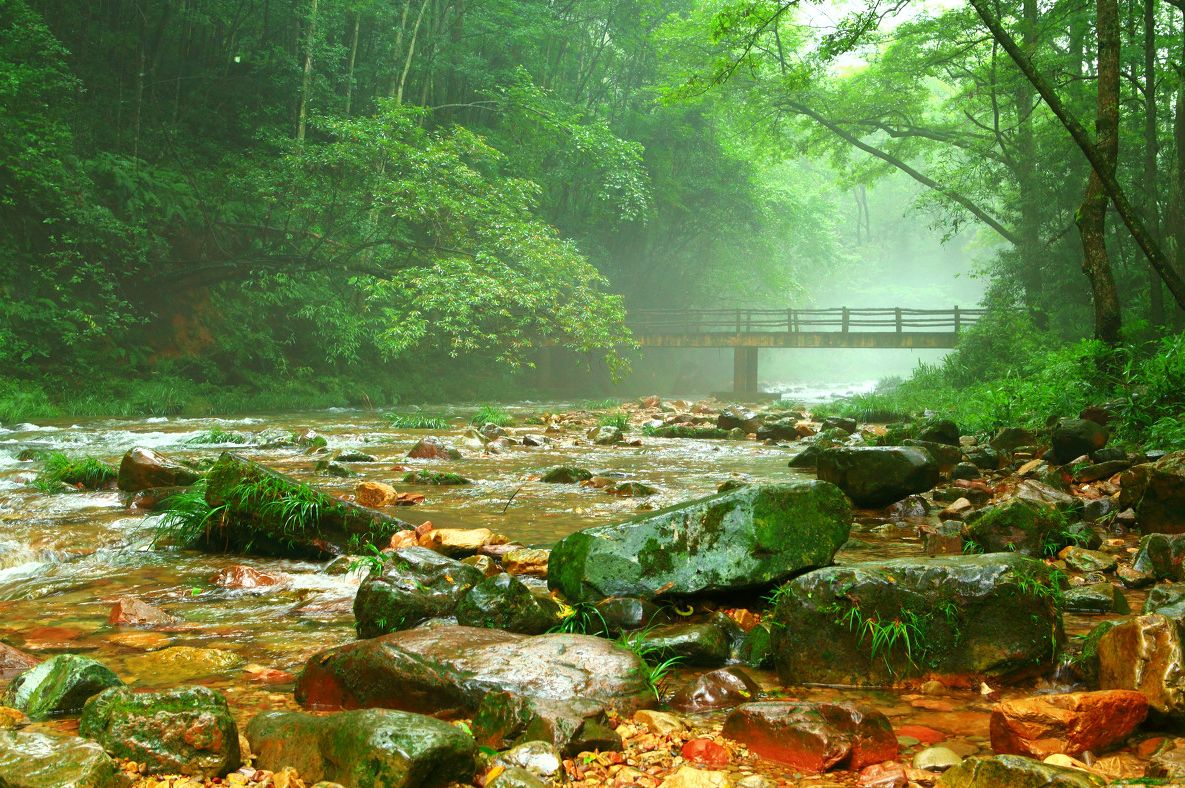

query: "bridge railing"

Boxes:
[627, 307, 986, 334]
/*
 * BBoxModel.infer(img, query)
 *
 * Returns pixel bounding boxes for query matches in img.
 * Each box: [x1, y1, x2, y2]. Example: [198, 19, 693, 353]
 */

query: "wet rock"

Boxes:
[1051, 419, 1110, 464]
[904, 439, 963, 469]
[295, 625, 653, 715]
[914, 747, 962, 772]
[756, 417, 801, 442]
[937, 754, 1105, 788]
[125, 646, 244, 681]
[635, 709, 685, 735]
[1097, 614, 1185, 715]
[1120, 452, 1185, 534]
[246, 708, 476, 788]
[857, 761, 907, 788]
[681, 738, 731, 766]
[80, 685, 240, 777]
[461, 554, 501, 578]
[502, 548, 549, 576]
[718, 406, 762, 434]
[2, 654, 124, 719]
[722, 701, 897, 772]
[633, 623, 730, 666]
[661, 766, 733, 788]
[488, 766, 548, 788]
[939, 498, 973, 522]
[336, 450, 377, 463]
[407, 437, 462, 460]
[199, 452, 409, 559]
[403, 470, 471, 486]
[455, 574, 562, 635]
[588, 425, 623, 445]
[419, 528, 493, 556]
[315, 459, 358, 477]
[822, 417, 858, 435]
[1132, 533, 1185, 580]
[1146, 747, 1185, 778]
[1013, 479, 1078, 511]
[1060, 547, 1116, 573]
[117, 447, 200, 491]
[470, 692, 620, 756]
[961, 498, 1065, 558]
[817, 446, 940, 508]
[1117, 565, 1155, 589]
[919, 418, 960, 446]
[1062, 583, 1128, 614]
[354, 546, 483, 637]
[548, 481, 851, 602]
[107, 597, 178, 627]
[212, 565, 282, 590]
[669, 667, 762, 712]
[596, 597, 662, 635]
[989, 690, 1147, 760]
[542, 466, 591, 484]
[355, 481, 398, 508]
[951, 463, 980, 482]
[1143, 583, 1185, 626]
[887, 495, 931, 519]
[769, 554, 1064, 686]
[0, 730, 124, 788]
[495, 741, 564, 782]
[991, 428, 1037, 454]
[1074, 460, 1129, 483]
[734, 624, 774, 669]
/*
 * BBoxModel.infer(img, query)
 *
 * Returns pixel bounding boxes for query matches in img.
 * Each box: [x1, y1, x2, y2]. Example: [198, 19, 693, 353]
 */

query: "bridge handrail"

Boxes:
[626, 307, 984, 333]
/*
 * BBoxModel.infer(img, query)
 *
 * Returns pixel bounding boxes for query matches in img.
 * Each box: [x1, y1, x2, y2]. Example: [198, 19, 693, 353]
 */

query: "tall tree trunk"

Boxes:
[1012, 0, 1045, 318]
[297, 0, 319, 141]
[1144, 0, 1163, 326]
[1076, 0, 1122, 344]
[1175, 15, 1185, 328]
[395, 0, 429, 105]
[345, 11, 360, 116]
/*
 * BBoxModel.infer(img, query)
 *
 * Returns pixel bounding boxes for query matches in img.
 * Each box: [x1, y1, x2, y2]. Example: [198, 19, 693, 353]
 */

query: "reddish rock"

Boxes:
[896, 725, 945, 745]
[354, 481, 397, 508]
[117, 447, 200, 491]
[406, 437, 461, 460]
[989, 690, 1148, 758]
[0, 643, 39, 679]
[722, 701, 897, 772]
[682, 738, 730, 767]
[669, 667, 762, 713]
[108, 597, 178, 627]
[388, 530, 418, 549]
[857, 761, 908, 788]
[212, 566, 282, 590]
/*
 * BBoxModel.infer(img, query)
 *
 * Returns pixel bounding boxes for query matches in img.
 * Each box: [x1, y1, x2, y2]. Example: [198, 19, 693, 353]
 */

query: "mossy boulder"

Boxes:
[1132, 533, 1185, 580]
[199, 452, 410, 559]
[768, 554, 1064, 687]
[631, 623, 731, 667]
[937, 754, 1104, 788]
[816, 446, 940, 508]
[961, 498, 1067, 558]
[354, 547, 483, 637]
[402, 471, 471, 485]
[541, 467, 592, 484]
[1120, 452, 1185, 534]
[918, 418, 960, 446]
[454, 574, 563, 635]
[547, 481, 851, 602]
[0, 731, 125, 788]
[2, 655, 124, 720]
[80, 685, 240, 778]
[1050, 419, 1109, 463]
[246, 709, 476, 788]
[470, 692, 620, 756]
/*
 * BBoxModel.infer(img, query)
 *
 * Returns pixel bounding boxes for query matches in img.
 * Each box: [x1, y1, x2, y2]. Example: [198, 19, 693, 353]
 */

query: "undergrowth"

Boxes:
[385, 413, 449, 430]
[32, 452, 118, 492]
[470, 404, 515, 427]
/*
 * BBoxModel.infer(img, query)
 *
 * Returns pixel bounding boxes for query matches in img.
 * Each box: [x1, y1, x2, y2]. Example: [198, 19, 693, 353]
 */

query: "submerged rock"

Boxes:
[548, 481, 851, 602]
[541, 466, 592, 484]
[816, 446, 940, 508]
[247, 708, 476, 788]
[669, 667, 762, 713]
[722, 701, 897, 772]
[768, 554, 1064, 686]
[295, 626, 653, 716]
[937, 754, 1105, 788]
[2, 654, 124, 720]
[0, 730, 124, 788]
[988, 690, 1147, 759]
[353, 547, 483, 637]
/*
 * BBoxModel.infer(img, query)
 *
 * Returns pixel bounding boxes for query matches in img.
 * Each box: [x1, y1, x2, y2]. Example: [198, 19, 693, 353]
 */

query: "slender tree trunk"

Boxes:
[1012, 0, 1045, 316]
[1175, 16, 1185, 328]
[1145, 0, 1164, 326]
[297, 0, 319, 141]
[1076, 0, 1122, 344]
[396, 0, 429, 105]
[345, 11, 360, 116]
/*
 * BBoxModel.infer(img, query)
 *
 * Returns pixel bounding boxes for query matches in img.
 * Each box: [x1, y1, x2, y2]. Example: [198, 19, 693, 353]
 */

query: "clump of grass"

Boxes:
[385, 413, 449, 430]
[32, 452, 118, 492]
[579, 398, 622, 410]
[551, 601, 609, 635]
[469, 404, 515, 427]
[597, 410, 630, 432]
[642, 424, 728, 439]
[154, 480, 224, 547]
[615, 627, 685, 699]
[186, 427, 252, 445]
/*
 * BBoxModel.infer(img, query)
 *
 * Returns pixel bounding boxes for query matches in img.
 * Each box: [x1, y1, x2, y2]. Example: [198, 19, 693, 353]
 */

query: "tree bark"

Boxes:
[1144, 0, 1163, 326]
[297, 0, 319, 141]
[345, 11, 360, 116]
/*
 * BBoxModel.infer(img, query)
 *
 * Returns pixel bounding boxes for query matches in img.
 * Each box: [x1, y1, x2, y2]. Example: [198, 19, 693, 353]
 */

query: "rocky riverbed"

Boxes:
[0, 398, 1181, 788]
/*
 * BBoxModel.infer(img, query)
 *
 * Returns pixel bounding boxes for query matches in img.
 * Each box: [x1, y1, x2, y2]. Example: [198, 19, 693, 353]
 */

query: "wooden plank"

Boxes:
[630, 331, 963, 349]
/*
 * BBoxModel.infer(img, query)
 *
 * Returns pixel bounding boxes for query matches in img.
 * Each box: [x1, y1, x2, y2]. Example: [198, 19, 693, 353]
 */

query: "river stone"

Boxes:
[596, 597, 663, 635]
[548, 481, 851, 602]
[199, 452, 410, 559]
[669, 667, 762, 713]
[735, 624, 774, 669]
[0, 644, 39, 680]
[961, 498, 1066, 558]
[718, 406, 762, 434]
[2, 654, 124, 720]
[1062, 583, 1128, 614]
[454, 573, 562, 635]
[988, 690, 1147, 759]
[633, 623, 730, 667]
[904, 439, 963, 469]
[721, 701, 897, 772]
[0, 730, 125, 788]
[1132, 533, 1185, 580]
[757, 416, 802, 442]
[816, 446, 940, 508]
[936, 754, 1105, 788]
[79, 685, 240, 777]
[588, 425, 623, 445]
[1051, 419, 1110, 464]
[919, 418, 960, 446]
[125, 646, 244, 681]
[494, 741, 564, 781]
[541, 467, 592, 484]
[1143, 583, 1185, 627]
[246, 708, 476, 788]
[117, 447, 200, 491]
[769, 554, 1064, 687]
[407, 437, 462, 460]
[914, 747, 963, 772]
[1097, 614, 1185, 716]
[488, 766, 548, 788]
[295, 625, 653, 715]
[1120, 452, 1185, 534]
[821, 416, 857, 435]
[470, 692, 620, 756]
[1060, 547, 1116, 574]
[354, 546, 484, 637]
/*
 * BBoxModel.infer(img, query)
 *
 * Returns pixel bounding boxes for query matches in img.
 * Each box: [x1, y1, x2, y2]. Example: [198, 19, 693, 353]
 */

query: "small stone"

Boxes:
[939, 499, 973, 521]
[495, 740, 564, 781]
[634, 710, 686, 735]
[419, 528, 494, 557]
[107, 597, 178, 627]
[913, 747, 961, 772]
[857, 761, 907, 788]
[212, 565, 282, 590]
[502, 548, 549, 576]
[682, 738, 731, 767]
[660, 765, 733, 788]
[355, 481, 398, 508]
[919, 681, 946, 695]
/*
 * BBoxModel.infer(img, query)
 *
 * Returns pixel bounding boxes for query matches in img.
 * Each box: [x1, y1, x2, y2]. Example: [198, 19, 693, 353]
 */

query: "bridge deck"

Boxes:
[632, 331, 962, 349]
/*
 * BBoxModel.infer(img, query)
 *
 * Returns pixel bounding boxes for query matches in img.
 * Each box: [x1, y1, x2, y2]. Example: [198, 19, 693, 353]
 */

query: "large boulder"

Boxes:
[717, 406, 762, 434]
[1132, 533, 1185, 580]
[295, 625, 654, 716]
[1096, 613, 1185, 716]
[246, 709, 476, 788]
[117, 447, 200, 491]
[961, 498, 1067, 558]
[354, 546, 483, 637]
[454, 573, 563, 635]
[0, 731, 124, 788]
[816, 446, 940, 508]
[721, 701, 897, 772]
[632, 623, 730, 667]
[470, 693, 620, 756]
[1120, 452, 1185, 534]
[1050, 419, 1109, 462]
[80, 685, 240, 778]
[407, 437, 462, 460]
[197, 452, 411, 559]
[2, 655, 124, 720]
[669, 667, 763, 713]
[988, 690, 1148, 758]
[768, 554, 1064, 686]
[937, 755, 1105, 788]
[548, 482, 851, 602]
[918, 418, 960, 446]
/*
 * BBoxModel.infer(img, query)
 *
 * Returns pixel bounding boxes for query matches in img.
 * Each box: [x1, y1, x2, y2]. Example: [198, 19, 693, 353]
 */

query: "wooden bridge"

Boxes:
[626, 307, 983, 395]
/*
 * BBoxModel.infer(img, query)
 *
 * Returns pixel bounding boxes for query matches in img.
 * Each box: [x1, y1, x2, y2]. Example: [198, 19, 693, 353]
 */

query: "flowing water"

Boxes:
[0, 403, 1132, 770]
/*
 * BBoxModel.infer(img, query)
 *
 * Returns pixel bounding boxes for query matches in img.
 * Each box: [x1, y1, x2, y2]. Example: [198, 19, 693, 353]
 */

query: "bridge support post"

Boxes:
[733, 347, 759, 396]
